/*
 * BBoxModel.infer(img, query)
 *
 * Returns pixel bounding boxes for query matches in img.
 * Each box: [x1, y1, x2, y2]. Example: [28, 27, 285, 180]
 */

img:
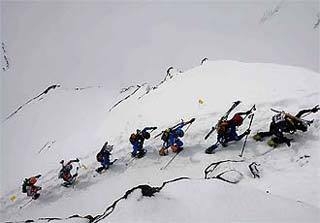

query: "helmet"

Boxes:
[142, 131, 150, 139]
[232, 114, 243, 126]
[176, 129, 184, 137]
[29, 177, 37, 185]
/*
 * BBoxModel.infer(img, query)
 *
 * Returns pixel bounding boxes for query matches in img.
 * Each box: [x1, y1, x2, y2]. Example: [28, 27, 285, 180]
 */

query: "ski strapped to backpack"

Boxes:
[300, 105, 319, 118]
[154, 118, 196, 139]
[239, 113, 255, 157]
[270, 105, 317, 125]
[204, 101, 241, 140]
[182, 118, 196, 132]
[270, 105, 319, 117]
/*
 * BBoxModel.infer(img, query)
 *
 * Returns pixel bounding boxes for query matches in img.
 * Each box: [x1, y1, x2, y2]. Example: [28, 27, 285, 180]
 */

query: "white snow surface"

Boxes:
[1, 61, 320, 222]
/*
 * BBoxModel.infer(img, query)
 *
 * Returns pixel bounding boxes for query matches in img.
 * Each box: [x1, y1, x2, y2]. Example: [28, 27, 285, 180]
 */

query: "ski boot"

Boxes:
[32, 193, 40, 200]
[171, 145, 183, 153]
[205, 144, 218, 154]
[253, 133, 263, 141]
[136, 149, 146, 158]
[159, 147, 169, 156]
[267, 138, 278, 148]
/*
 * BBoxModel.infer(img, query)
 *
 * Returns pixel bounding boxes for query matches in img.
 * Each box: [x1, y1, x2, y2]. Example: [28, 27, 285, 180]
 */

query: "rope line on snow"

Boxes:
[2, 42, 10, 71]
[3, 84, 61, 122]
[204, 159, 244, 179]
[5, 177, 190, 223]
[3, 84, 104, 123]
[91, 176, 190, 223]
[204, 159, 245, 184]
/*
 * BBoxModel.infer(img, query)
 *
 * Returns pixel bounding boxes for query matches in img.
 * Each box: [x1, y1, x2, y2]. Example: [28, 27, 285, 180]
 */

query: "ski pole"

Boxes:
[184, 118, 195, 133]
[160, 152, 180, 170]
[239, 114, 254, 157]
[19, 199, 33, 209]
[244, 105, 256, 119]
[301, 105, 319, 118]
[125, 157, 136, 167]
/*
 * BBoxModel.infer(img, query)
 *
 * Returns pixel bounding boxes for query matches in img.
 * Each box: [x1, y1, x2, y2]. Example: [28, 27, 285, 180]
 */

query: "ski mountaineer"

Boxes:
[58, 158, 80, 186]
[130, 127, 157, 158]
[22, 174, 42, 200]
[96, 142, 117, 173]
[206, 109, 252, 154]
[253, 105, 319, 147]
[159, 118, 195, 156]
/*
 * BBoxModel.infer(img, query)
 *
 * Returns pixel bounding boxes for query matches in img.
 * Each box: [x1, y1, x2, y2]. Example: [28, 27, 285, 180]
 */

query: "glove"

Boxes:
[36, 174, 42, 178]
[75, 158, 80, 162]
[60, 160, 64, 164]
[245, 129, 251, 135]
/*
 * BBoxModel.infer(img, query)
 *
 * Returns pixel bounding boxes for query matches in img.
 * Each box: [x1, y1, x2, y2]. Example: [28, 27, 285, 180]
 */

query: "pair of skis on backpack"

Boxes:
[204, 101, 256, 155]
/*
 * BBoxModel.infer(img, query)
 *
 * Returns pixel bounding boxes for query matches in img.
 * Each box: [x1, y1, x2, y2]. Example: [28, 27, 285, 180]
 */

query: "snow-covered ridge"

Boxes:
[2, 84, 104, 122]
[1, 60, 319, 222]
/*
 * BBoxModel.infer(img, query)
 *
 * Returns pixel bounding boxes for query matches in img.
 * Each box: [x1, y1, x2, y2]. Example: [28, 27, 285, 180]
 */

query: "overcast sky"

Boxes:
[1, 0, 319, 116]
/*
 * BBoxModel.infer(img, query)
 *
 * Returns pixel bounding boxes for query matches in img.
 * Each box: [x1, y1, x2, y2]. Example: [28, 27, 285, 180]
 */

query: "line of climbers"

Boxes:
[22, 104, 319, 200]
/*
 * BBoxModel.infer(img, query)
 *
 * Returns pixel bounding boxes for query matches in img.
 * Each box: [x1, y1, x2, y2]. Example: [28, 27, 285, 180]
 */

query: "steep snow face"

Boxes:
[1, 61, 320, 222]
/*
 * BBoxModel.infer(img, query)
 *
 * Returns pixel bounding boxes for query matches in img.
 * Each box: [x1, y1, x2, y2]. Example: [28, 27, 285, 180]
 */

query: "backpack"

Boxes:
[217, 121, 229, 135]
[272, 113, 285, 124]
[161, 130, 170, 142]
[129, 133, 137, 144]
[22, 179, 28, 193]
[96, 152, 103, 162]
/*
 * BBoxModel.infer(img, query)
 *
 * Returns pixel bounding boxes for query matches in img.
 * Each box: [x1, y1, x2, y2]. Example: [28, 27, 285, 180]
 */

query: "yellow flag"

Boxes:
[10, 195, 17, 202]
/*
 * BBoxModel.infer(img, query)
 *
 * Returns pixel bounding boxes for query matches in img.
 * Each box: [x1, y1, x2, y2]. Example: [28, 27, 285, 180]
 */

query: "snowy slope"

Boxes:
[1, 61, 319, 222]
